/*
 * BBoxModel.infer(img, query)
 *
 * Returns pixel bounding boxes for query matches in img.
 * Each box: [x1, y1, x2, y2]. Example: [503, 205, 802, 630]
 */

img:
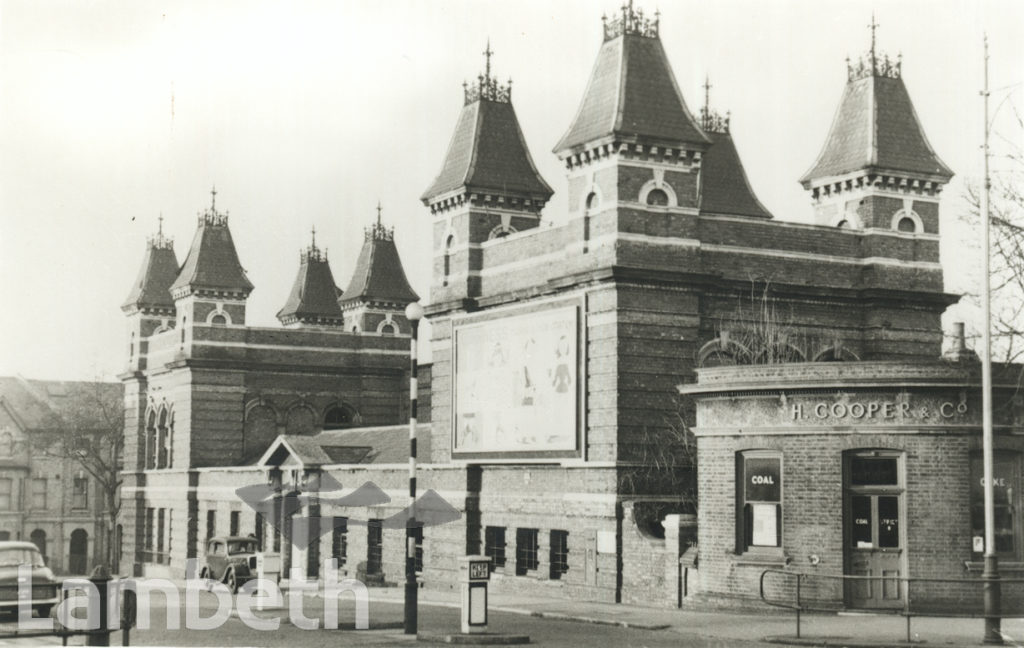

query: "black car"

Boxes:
[199, 536, 258, 593]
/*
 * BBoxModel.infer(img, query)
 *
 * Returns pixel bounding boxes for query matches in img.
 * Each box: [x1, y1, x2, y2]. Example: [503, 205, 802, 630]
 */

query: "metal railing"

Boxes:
[760, 568, 1024, 642]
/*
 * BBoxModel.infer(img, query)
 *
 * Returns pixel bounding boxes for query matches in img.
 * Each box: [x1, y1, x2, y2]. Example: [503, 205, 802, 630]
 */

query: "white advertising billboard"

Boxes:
[453, 305, 579, 456]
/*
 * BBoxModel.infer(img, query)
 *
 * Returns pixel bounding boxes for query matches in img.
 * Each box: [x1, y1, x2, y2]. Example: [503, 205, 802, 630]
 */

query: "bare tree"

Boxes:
[31, 381, 123, 571]
[958, 100, 1024, 364]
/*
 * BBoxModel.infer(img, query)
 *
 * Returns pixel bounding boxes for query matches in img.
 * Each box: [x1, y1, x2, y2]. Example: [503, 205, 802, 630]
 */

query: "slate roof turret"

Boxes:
[339, 207, 419, 308]
[122, 217, 180, 313]
[800, 27, 952, 188]
[277, 228, 345, 326]
[554, 3, 709, 158]
[421, 43, 553, 212]
[696, 81, 772, 219]
[169, 189, 254, 299]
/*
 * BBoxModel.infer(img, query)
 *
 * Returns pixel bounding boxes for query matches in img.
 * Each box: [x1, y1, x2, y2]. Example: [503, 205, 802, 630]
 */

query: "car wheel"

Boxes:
[225, 568, 237, 594]
[35, 605, 52, 618]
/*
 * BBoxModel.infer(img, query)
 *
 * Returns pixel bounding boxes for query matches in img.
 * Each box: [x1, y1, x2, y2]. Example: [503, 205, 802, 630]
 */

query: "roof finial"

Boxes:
[376, 200, 383, 227]
[211, 185, 217, 211]
[311, 224, 317, 249]
[483, 39, 493, 83]
[149, 213, 173, 249]
[703, 75, 712, 117]
[868, 12, 878, 65]
[366, 202, 394, 242]
[604, 0, 658, 41]
[463, 41, 512, 105]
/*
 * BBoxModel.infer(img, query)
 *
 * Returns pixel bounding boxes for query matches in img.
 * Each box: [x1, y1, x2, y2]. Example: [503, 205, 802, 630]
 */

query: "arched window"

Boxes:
[585, 192, 599, 211]
[443, 235, 454, 287]
[285, 405, 316, 436]
[167, 411, 174, 469]
[646, 188, 669, 206]
[210, 314, 227, 325]
[129, 332, 135, 363]
[156, 409, 168, 469]
[379, 322, 397, 336]
[897, 217, 916, 233]
[181, 316, 187, 345]
[323, 405, 355, 430]
[836, 219, 850, 229]
[243, 404, 278, 464]
[145, 410, 157, 470]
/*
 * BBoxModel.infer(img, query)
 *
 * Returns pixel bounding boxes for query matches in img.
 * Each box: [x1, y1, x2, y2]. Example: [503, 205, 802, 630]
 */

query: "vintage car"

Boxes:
[0, 541, 60, 617]
[199, 536, 258, 593]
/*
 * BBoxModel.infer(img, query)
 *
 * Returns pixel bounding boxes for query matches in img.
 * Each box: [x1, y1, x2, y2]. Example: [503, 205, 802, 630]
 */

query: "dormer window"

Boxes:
[646, 188, 669, 206]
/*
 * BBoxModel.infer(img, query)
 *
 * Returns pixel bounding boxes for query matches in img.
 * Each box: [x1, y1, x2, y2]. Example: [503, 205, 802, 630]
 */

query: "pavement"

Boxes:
[363, 586, 1024, 647]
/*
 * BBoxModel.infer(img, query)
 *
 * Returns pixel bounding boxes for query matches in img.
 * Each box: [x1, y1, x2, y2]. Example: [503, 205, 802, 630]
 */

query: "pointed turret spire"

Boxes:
[800, 25, 952, 231]
[422, 42, 552, 214]
[339, 207, 419, 332]
[554, 5, 708, 157]
[276, 225, 344, 327]
[696, 77, 771, 219]
[170, 189, 253, 299]
[122, 216, 179, 313]
[800, 22, 952, 189]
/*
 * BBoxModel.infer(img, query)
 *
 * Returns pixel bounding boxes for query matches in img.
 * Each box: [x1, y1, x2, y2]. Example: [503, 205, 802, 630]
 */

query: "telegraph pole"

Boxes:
[979, 34, 1002, 646]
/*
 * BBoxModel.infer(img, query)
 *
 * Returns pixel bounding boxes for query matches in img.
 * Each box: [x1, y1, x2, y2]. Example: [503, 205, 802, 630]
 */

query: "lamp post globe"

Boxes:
[405, 301, 424, 323]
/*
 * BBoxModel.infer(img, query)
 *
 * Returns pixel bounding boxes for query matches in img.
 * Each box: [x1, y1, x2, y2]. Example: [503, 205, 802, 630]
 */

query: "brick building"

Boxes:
[0, 377, 119, 574]
[117, 5, 1023, 610]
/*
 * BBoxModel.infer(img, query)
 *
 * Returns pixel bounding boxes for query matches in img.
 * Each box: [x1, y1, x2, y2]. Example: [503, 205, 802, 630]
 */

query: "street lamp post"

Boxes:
[404, 301, 424, 635]
[979, 36, 1002, 645]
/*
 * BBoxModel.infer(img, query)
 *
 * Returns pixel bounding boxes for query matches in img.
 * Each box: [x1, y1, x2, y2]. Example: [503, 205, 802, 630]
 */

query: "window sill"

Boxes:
[963, 561, 1024, 573]
[733, 549, 787, 567]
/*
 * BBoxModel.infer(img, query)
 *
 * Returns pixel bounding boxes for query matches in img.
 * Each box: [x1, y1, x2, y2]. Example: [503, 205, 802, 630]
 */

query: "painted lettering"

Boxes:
[751, 475, 775, 485]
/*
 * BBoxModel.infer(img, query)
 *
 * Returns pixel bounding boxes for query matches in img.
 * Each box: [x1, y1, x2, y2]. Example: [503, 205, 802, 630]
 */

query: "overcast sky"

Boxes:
[1, 0, 1021, 381]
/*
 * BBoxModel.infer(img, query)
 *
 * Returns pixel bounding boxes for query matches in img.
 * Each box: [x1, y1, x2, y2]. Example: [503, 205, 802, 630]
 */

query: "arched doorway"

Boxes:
[69, 529, 88, 574]
[30, 529, 46, 561]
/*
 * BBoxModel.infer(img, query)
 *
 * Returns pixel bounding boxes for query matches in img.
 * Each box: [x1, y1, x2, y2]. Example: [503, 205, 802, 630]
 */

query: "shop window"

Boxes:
[970, 452, 1022, 561]
[230, 511, 240, 536]
[484, 526, 506, 570]
[549, 530, 569, 579]
[736, 451, 782, 552]
[332, 517, 348, 567]
[515, 528, 539, 575]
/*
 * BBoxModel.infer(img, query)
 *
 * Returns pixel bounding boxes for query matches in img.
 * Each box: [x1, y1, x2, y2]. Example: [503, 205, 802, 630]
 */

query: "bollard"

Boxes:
[86, 565, 111, 647]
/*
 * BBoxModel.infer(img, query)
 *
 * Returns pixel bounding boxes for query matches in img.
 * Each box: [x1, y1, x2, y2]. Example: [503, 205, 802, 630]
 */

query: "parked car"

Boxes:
[0, 541, 59, 617]
[199, 536, 258, 593]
